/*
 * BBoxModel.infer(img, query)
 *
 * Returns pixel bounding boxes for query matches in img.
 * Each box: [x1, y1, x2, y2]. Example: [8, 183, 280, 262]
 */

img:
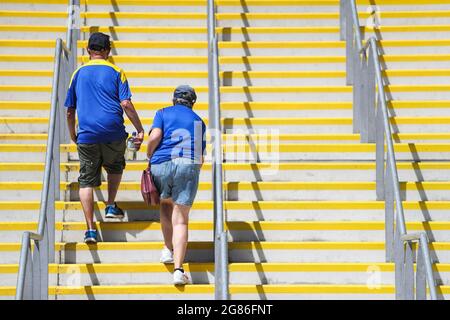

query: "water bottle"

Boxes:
[126, 132, 137, 161]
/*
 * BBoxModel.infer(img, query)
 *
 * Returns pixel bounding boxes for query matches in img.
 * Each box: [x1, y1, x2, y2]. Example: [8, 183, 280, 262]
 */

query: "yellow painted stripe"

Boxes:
[4, 0, 450, 5]
[2, 263, 449, 274]
[5, 24, 450, 34]
[0, 0, 343, 6]
[6, 181, 450, 193]
[15, 262, 450, 274]
[5, 39, 450, 49]
[0, 101, 49, 109]
[9, 285, 450, 296]
[2, 241, 450, 252]
[1, 221, 450, 232]
[4, 200, 450, 211]
[0, 10, 67, 18]
[2, 54, 449, 64]
[4, 11, 450, 20]
[0, 134, 48, 140]
[2, 25, 343, 33]
[0, 55, 54, 62]
[0, 132, 374, 141]
[0, 70, 52, 77]
[0, 101, 440, 110]
[0, 86, 51, 92]
[391, 101, 450, 109]
[2, 84, 450, 93]
[4, 69, 450, 79]
[0, 285, 392, 296]
[3, 101, 450, 111]
[392, 117, 450, 124]
[4, 143, 450, 153]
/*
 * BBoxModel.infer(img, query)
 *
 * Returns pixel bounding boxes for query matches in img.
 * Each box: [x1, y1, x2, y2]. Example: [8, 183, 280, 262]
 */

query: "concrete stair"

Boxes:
[1, 0, 450, 300]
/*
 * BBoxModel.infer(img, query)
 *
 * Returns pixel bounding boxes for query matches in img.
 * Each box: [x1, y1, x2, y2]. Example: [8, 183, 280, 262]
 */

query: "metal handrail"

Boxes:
[15, 0, 78, 300]
[207, 0, 229, 300]
[340, 0, 438, 300]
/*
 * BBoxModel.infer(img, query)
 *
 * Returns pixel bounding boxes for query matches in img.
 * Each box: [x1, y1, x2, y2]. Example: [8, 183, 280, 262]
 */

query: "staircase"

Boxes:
[1, 0, 450, 299]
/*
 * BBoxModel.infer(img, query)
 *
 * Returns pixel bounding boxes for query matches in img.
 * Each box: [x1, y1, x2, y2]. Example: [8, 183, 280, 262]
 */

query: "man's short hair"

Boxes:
[88, 32, 111, 51]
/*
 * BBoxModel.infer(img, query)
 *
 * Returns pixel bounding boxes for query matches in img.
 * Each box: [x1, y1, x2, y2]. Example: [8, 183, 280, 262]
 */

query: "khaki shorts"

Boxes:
[77, 139, 126, 188]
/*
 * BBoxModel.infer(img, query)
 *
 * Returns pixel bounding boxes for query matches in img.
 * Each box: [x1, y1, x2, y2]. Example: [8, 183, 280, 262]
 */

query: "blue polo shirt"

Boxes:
[150, 104, 207, 164]
[64, 59, 132, 144]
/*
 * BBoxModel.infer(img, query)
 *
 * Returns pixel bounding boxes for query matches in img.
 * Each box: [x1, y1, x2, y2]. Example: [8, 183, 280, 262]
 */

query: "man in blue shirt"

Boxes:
[65, 32, 145, 244]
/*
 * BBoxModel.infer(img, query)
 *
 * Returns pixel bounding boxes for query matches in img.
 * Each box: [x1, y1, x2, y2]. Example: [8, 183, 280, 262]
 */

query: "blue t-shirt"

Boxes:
[64, 59, 132, 144]
[150, 104, 207, 164]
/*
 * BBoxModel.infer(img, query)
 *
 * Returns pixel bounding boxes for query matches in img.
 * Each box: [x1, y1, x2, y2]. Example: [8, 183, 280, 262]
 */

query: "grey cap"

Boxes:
[173, 85, 197, 104]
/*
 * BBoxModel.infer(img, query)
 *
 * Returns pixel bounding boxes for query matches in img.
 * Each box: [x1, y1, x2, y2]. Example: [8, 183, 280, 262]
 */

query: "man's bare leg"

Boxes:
[172, 204, 190, 269]
[79, 187, 95, 230]
[160, 199, 174, 251]
[106, 173, 122, 206]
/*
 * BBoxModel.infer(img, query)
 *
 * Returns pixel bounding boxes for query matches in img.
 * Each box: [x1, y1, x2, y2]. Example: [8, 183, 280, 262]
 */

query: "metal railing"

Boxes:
[207, 0, 229, 300]
[340, 0, 438, 300]
[15, 0, 79, 300]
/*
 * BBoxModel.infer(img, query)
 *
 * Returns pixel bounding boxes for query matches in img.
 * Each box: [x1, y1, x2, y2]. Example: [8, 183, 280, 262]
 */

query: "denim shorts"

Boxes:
[150, 157, 201, 206]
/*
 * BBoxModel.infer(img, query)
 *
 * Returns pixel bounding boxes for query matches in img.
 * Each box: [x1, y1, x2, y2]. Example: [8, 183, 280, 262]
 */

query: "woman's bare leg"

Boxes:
[160, 198, 174, 251]
[172, 203, 191, 269]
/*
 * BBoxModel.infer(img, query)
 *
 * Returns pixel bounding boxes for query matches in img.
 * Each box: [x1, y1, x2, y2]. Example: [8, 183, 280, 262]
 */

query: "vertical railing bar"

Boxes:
[404, 241, 415, 299]
[366, 47, 376, 143]
[376, 95, 385, 201]
[15, 232, 31, 300]
[416, 242, 426, 300]
[339, 0, 346, 41]
[385, 161, 394, 262]
[207, 0, 228, 300]
[420, 233, 438, 300]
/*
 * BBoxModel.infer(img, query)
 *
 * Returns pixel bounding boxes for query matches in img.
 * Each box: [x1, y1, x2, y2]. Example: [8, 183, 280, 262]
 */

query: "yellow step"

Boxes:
[3, 101, 450, 111]
[1, 220, 450, 232]
[6, 133, 450, 142]
[3, 161, 450, 172]
[3, 84, 450, 93]
[4, 0, 450, 5]
[4, 39, 450, 49]
[3, 143, 450, 154]
[3, 200, 450, 211]
[4, 10, 450, 20]
[1, 241, 450, 252]
[4, 70, 450, 78]
[1, 284, 449, 296]
[2, 54, 450, 64]
[4, 180, 450, 192]
[1, 262, 449, 274]
[6, 116, 450, 125]
[4, 24, 450, 34]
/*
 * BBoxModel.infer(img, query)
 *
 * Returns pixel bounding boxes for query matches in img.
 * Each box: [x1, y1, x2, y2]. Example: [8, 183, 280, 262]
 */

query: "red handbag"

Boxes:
[141, 166, 160, 206]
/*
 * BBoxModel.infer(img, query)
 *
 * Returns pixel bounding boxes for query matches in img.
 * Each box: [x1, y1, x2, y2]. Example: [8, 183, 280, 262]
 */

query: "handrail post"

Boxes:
[207, 0, 229, 300]
[376, 96, 385, 200]
[339, 0, 346, 41]
[15, 232, 31, 300]
[420, 233, 438, 299]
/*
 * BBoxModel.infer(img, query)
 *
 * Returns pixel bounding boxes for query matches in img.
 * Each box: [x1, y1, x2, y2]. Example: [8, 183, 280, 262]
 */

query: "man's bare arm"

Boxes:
[146, 128, 163, 160]
[66, 108, 77, 143]
[120, 99, 145, 149]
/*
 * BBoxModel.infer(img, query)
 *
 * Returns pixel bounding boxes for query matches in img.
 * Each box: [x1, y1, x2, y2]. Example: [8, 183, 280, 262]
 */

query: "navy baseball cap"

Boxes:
[173, 85, 197, 104]
[88, 32, 111, 51]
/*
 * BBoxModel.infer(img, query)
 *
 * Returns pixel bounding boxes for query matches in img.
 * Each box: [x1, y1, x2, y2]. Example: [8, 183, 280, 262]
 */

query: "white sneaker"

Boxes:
[160, 247, 174, 264]
[173, 269, 190, 285]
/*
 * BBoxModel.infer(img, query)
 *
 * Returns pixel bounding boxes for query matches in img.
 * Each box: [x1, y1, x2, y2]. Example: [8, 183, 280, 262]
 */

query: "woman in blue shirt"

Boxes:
[146, 85, 206, 285]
